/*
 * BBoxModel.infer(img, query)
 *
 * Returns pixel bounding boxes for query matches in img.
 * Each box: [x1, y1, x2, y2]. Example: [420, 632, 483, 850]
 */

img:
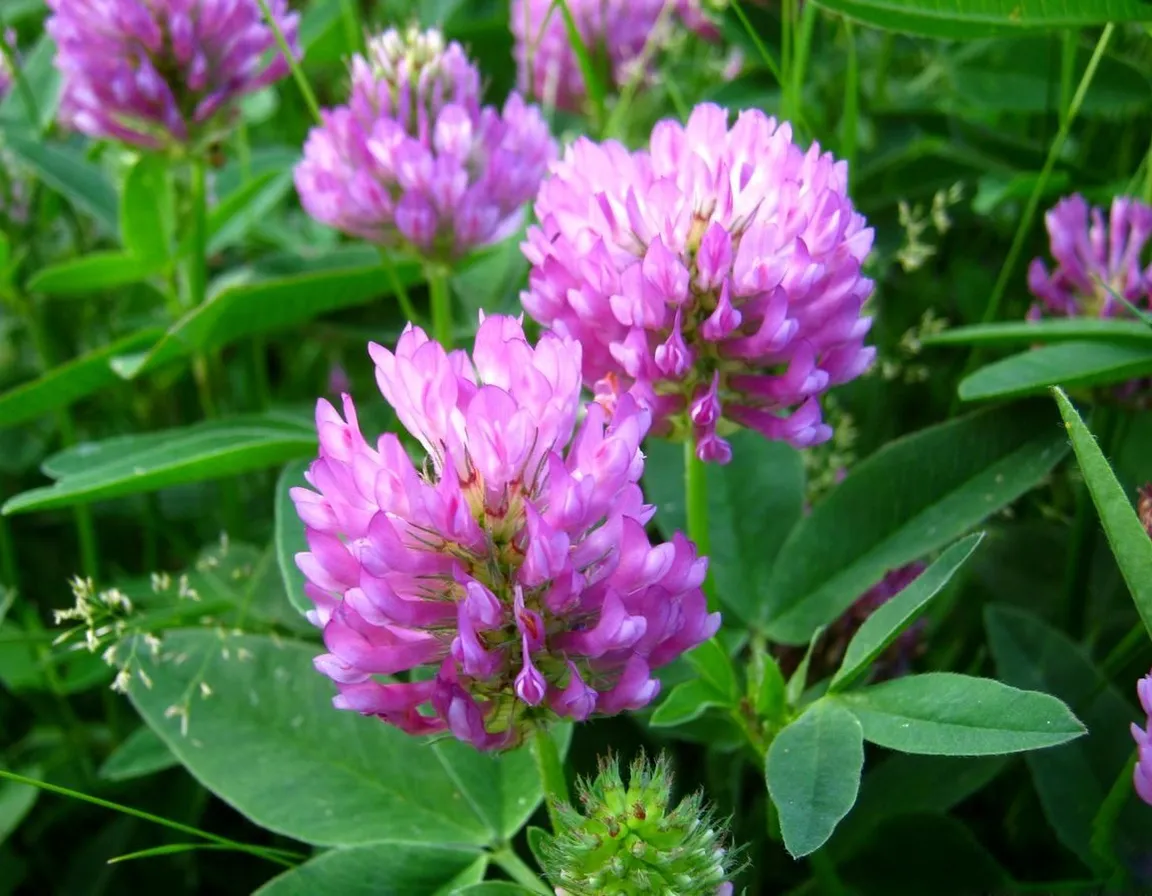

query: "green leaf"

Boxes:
[0, 329, 161, 429]
[985, 604, 1144, 870]
[924, 318, 1152, 348]
[0, 35, 60, 131]
[120, 155, 171, 262]
[128, 630, 566, 847]
[207, 169, 295, 255]
[786, 626, 825, 707]
[649, 680, 732, 728]
[111, 247, 420, 380]
[830, 533, 984, 691]
[1, 128, 118, 233]
[525, 826, 551, 869]
[275, 460, 312, 618]
[837, 672, 1086, 756]
[645, 432, 805, 623]
[98, 727, 178, 782]
[1053, 388, 1152, 638]
[254, 843, 485, 896]
[685, 637, 740, 701]
[763, 401, 1066, 643]
[810, 0, 1152, 39]
[3, 417, 317, 514]
[755, 652, 787, 723]
[960, 342, 1152, 402]
[27, 252, 167, 296]
[765, 699, 864, 858]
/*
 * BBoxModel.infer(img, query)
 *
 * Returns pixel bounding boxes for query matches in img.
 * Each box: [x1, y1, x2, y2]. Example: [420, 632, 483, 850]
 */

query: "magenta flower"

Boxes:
[1132, 672, 1152, 806]
[1028, 194, 1152, 320]
[45, 0, 299, 152]
[291, 314, 718, 750]
[296, 26, 555, 261]
[0, 28, 15, 100]
[521, 103, 875, 463]
[511, 0, 670, 112]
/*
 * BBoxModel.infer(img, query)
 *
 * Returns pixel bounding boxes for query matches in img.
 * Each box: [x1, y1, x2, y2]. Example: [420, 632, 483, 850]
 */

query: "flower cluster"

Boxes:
[45, 0, 300, 152]
[0, 28, 15, 99]
[1028, 194, 1152, 320]
[777, 562, 926, 682]
[296, 26, 555, 261]
[1133, 672, 1152, 806]
[540, 752, 737, 895]
[291, 314, 718, 750]
[522, 103, 875, 462]
[511, 0, 670, 112]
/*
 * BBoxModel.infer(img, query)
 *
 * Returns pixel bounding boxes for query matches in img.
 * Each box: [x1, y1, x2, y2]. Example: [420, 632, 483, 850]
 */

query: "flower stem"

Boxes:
[378, 248, 420, 326]
[685, 438, 716, 612]
[531, 725, 568, 835]
[255, 0, 320, 125]
[426, 263, 454, 349]
[493, 847, 550, 895]
[841, 19, 859, 187]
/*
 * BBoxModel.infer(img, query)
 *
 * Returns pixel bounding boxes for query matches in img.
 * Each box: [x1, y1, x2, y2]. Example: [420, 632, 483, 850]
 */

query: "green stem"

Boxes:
[781, 0, 794, 122]
[1090, 748, 1137, 887]
[790, 0, 818, 137]
[186, 159, 208, 309]
[426, 263, 454, 349]
[0, 769, 302, 867]
[730, 0, 783, 87]
[960, 24, 1114, 383]
[873, 33, 893, 106]
[531, 725, 569, 834]
[1062, 403, 1120, 638]
[255, 0, 321, 124]
[685, 438, 716, 612]
[1059, 30, 1078, 125]
[841, 19, 859, 186]
[378, 248, 420, 326]
[493, 848, 550, 895]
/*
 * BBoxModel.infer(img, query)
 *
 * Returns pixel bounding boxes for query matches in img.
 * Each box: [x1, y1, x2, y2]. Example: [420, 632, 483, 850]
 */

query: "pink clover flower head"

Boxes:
[511, 0, 670, 113]
[0, 29, 16, 100]
[45, 0, 300, 152]
[1027, 194, 1152, 320]
[295, 25, 555, 261]
[1132, 671, 1152, 806]
[522, 103, 875, 462]
[291, 314, 718, 750]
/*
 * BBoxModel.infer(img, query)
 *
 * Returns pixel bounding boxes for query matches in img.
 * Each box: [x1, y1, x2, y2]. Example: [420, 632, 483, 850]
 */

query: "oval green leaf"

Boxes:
[27, 251, 167, 296]
[649, 680, 731, 728]
[120, 154, 171, 262]
[763, 401, 1066, 644]
[838, 672, 1086, 756]
[254, 843, 485, 896]
[924, 318, 1152, 349]
[98, 726, 178, 782]
[960, 342, 1152, 402]
[128, 630, 568, 847]
[1053, 388, 1152, 638]
[765, 699, 864, 858]
[811, 0, 1152, 40]
[830, 533, 984, 691]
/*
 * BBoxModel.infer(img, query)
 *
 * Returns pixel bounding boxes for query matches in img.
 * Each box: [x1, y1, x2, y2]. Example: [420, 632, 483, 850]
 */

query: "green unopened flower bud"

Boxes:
[539, 752, 740, 896]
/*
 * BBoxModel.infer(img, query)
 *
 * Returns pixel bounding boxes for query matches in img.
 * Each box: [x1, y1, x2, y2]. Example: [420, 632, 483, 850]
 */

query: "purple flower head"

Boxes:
[522, 103, 875, 462]
[292, 314, 718, 750]
[1132, 671, 1152, 806]
[45, 0, 300, 152]
[1028, 194, 1152, 320]
[0, 29, 16, 100]
[295, 25, 555, 261]
[511, 0, 670, 112]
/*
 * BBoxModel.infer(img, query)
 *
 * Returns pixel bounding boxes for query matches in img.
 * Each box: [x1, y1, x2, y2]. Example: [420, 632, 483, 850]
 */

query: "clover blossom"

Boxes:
[295, 25, 555, 260]
[511, 0, 670, 112]
[292, 315, 718, 750]
[45, 0, 300, 151]
[1028, 194, 1152, 320]
[522, 103, 875, 462]
[1133, 672, 1152, 806]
